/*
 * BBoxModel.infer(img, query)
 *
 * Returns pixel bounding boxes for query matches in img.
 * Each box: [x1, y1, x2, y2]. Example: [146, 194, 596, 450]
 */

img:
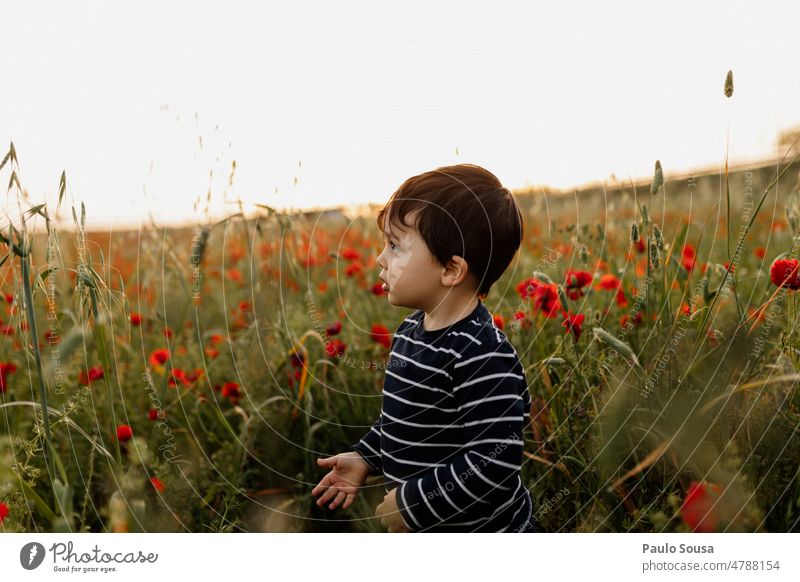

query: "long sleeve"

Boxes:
[350, 414, 383, 474]
[394, 344, 528, 531]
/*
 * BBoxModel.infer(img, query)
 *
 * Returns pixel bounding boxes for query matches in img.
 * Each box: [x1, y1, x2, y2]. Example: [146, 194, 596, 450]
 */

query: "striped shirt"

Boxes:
[351, 299, 534, 532]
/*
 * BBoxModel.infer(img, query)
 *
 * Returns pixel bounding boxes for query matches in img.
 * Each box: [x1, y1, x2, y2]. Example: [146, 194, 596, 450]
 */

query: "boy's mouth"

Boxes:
[381, 278, 390, 292]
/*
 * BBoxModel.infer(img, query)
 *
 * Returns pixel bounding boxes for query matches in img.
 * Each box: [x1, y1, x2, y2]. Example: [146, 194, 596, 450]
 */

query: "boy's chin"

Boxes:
[387, 293, 422, 311]
[386, 291, 407, 308]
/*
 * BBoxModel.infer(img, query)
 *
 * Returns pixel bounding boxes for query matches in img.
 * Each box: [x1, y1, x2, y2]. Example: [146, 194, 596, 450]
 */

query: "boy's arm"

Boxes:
[394, 344, 528, 531]
[350, 319, 407, 476]
[350, 414, 383, 475]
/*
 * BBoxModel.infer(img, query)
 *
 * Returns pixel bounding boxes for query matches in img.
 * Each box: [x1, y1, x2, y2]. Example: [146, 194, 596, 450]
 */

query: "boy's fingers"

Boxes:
[316, 486, 338, 506]
[329, 490, 347, 510]
[317, 456, 336, 467]
[342, 493, 355, 510]
[311, 474, 332, 496]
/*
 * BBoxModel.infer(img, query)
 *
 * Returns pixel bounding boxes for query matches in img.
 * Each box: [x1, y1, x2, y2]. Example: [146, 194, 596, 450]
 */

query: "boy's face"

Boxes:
[376, 211, 448, 311]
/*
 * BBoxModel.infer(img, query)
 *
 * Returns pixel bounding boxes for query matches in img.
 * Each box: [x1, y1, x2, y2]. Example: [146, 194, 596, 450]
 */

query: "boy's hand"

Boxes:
[312, 451, 371, 510]
[375, 488, 411, 533]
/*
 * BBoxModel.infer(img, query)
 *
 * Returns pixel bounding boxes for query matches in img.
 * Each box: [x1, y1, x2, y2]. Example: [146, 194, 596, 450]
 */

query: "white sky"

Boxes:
[2, 0, 799, 230]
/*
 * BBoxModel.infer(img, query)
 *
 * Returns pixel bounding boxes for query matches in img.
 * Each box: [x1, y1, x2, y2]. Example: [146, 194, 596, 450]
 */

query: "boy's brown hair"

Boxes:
[377, 164, 523, 299]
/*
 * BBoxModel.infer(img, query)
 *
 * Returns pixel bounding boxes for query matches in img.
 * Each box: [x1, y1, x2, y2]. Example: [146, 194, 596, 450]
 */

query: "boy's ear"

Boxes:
[441, 255, 470, 287]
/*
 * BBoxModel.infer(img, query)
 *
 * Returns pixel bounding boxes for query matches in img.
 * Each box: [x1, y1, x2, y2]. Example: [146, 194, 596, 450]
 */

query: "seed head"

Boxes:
[724, 70, 734, 98]
[653, 223, 664, 251]
[630, 222, 640, 244]
[651, 160, 664, 195]
[579, 243, 589, 265]
[649, 241, 661, 270]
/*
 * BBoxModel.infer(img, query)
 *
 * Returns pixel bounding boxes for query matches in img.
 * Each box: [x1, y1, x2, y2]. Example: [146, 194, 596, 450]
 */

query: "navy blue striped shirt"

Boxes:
[351, 299, 534, 532]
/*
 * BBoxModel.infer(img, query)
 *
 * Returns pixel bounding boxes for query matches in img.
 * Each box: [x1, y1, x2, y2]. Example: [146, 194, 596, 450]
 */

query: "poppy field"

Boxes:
[1, 134, 800, 533]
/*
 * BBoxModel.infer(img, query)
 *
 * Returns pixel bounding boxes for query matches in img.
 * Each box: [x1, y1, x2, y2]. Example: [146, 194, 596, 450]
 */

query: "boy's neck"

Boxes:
[421, 294, 480, 332]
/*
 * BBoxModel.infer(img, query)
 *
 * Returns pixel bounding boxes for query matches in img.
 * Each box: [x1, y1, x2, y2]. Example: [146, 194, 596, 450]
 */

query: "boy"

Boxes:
[311, 164, 535, 532]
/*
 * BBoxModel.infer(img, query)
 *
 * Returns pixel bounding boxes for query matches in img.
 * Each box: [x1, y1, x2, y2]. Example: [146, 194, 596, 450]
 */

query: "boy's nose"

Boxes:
[376, 250, 387, 270]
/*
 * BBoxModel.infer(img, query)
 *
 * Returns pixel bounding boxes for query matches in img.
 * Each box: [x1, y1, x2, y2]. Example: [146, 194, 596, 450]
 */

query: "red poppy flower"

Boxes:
[227, 267, 243, 282]
[163, 327, 173, 339]
[150, 477, 166, 493]
[326, 321, 342, 337]
[3, 294, 12, 303]
[371, 281, 386, 296]
[341, 248, 362, 261]
[148, 408, 162, 421]
[615, 288, 629, 308]
[209, 334, 225, 346]
[289, 350, 305, 368]
[596, 274, 621, 290]
[680, 480, 723, 533]
[635, 238, 646, 253]
[370, 324, 392, 349]
[516, 278, 542, 300]
[130, 313, 142, 326]
[116, 425, 133, 442]
[0, 362, 17, 393]
[681, 244, 697, 272]
[78, 365, 104, 387]
[300, 255, 321, 268]
[0, 501, 8, 523]
[221, 381, 241, 404]
[723, 262, 735, 274]
[770, 258, 800, 290]
[620, 312, 643, 328]
[345, 262, 363, 277]
[492, 314, 505, 330]
[564, 270, 593, 300]
[167, 368, 192, 388]
[205, 347, 220, 359]
[185, 368, 203, 383]
[534, 284, 561, 318]
[754, 247, 766, 259]
[513, 311, 526, 321]
[325, 339, 347, 358]
[561, 311, 585, 342]
[149, 348, 170, 367]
